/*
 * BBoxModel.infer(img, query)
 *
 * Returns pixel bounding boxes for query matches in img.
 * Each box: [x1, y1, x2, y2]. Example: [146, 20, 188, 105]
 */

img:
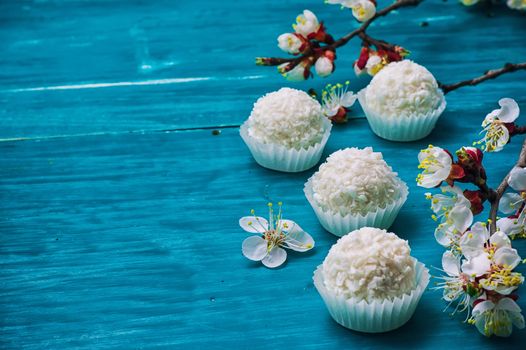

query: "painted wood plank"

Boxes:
[1, 0, 525, 139]
[1, 117, 525, 348]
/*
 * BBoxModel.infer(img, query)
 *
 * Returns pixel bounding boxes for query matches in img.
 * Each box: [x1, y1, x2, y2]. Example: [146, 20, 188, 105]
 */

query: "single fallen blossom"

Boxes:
[239, 202, 314, 268]
[320, 81, 357, 123]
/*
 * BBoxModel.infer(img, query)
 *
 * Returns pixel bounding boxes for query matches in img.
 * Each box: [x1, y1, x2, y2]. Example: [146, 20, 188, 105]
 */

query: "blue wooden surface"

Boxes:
[1, 1, 526, 349]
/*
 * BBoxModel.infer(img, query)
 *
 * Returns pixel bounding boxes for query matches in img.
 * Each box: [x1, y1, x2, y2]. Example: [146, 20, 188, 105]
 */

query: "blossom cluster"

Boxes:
[257, 1, 409, 81]
[272, 10, 337, 81]
[416, 98, 526, 337]
[353, 44, 409, 77]
[460, 0, 526, 11]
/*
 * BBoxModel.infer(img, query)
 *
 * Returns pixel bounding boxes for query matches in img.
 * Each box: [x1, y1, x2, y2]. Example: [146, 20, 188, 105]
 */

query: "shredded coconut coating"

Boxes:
[311, 147, 401, 216]
[365, 60, 444, 118]
[322, 227, 416, 302]
[247, 87, 324, 150]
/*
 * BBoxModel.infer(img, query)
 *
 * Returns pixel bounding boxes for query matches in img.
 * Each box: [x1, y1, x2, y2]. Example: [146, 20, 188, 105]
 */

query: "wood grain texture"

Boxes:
[0, 0, 525, 139]
[1, 0, 526, 349]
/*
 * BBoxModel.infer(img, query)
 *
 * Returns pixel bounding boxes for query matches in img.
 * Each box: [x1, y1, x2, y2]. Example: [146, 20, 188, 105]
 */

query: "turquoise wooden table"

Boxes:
[1, 1, 526, 348]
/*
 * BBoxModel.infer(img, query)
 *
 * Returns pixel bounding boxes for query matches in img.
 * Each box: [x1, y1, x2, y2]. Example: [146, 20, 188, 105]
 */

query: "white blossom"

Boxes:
[314, 57, 334, 78]
[480, 98, 520, 152]
[470, 298, 525, 337]
[277, 33, 304, 55]
[417, 145, 453, 188]
[292, 10, 320, 37]
[240, 203, 314, 268]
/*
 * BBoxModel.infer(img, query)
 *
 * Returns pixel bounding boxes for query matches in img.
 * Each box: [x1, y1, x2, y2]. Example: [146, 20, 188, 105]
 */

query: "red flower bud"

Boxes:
[458, 147, 483, 166]
[385, 50, 402, 62]
[308, 22, 334, 44]
[455, 147, 486, 184]
[356, 47, 369, 70]
[446, 164, 466, 186]
[323, 50, 336, 61]
[463, 190, 485, 215]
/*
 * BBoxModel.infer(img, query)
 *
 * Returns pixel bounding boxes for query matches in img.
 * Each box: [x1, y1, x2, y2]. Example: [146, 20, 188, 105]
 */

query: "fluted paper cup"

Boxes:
[313, 260, 429, 333]
[240, 118, 332, 173]
[358, 88, 446, 142]
[304, 176, 408, 237]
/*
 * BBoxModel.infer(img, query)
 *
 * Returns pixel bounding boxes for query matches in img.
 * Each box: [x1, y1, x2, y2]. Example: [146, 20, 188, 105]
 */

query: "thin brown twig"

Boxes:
[439, 62, 526, 94]
[327, 0, 421, 50]
[358, 32, 395, 51]
[488, 137, 526, 234]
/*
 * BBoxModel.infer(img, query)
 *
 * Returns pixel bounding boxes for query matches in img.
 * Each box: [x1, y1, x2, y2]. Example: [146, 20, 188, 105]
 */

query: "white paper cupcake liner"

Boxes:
[304, 176, 408, 237]
[313, 260, 429, 333]
[357, 88, 446, 142]
[240, 118, 332, 173]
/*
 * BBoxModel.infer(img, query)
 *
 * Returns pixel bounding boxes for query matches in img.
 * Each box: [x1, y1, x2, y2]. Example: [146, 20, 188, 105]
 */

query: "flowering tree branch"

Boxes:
[326, 0, 421, 51]
[256, 0, 420, 79]
[439, 62, 526, 94]
[416, 98, 526, 337]
[488, 137, 526, 233]
[257, 0, 525, 90]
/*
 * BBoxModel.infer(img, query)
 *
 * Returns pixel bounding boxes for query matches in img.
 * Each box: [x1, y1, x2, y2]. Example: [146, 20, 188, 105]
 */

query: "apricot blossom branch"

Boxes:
[256, 0, 421, 80]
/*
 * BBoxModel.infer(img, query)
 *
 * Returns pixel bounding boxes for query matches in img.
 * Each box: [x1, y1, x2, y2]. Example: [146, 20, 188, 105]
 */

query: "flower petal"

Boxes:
[239, 216, 268, 233]
[442, 250, 460, 276]
[241, 236, 268, 261]
[497, 217, 523, 236]
[494, 246, 521, 270]
[261, 246, 287, 268]
[497, 98, 520, 123]
[277, 219, 301, 234]
[449, 204, 473, 234]
[461, 253, 491, 277]
[418, 173, 444, 188]
[435, 224, 454, 247]
[508, 166, 526, 191]
[491, 125, 510, 153]
[493, 316, 513, 337]
[470, 221, 490, 239]
[482, 109, 500, 127]
[489, 230, 511, 250]
[499, 192, 523, 214]
[496, 297, 522, 313]
[459, 222, 488, 259]
[510, 312, 526, 330]
[284, 230, 315, 252]
[473, 300, 495, 315]
[340, 91, 357, 108]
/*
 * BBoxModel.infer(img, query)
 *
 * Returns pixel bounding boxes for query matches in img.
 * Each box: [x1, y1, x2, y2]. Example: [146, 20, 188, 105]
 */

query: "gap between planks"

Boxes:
[0, 125, 242, 144]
